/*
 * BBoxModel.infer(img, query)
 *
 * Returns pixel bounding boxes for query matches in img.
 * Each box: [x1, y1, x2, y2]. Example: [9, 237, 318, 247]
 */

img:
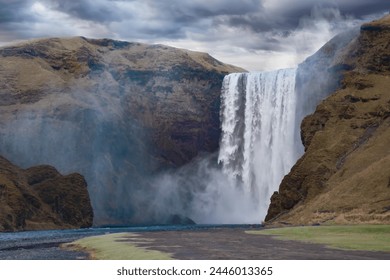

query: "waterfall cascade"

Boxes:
[218, 69, 304, 218]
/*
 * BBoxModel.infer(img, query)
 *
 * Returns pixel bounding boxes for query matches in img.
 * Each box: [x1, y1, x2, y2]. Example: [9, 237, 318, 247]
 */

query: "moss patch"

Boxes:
[247, 225, 390, 252]
[64, 233, 173, 260]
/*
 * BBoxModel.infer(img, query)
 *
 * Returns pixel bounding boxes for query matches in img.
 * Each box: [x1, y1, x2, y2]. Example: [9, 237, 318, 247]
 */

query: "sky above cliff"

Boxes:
[0, 0, 388, 70]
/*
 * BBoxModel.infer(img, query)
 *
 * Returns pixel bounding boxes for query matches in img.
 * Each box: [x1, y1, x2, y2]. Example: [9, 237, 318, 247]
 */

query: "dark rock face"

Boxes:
[0, 156, 93, 231]
[0, 37, 243, 225]
[266, 15, 390, 225]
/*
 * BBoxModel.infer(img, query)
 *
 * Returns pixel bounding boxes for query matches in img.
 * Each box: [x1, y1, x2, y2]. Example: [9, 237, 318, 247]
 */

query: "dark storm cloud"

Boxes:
[332, 0, 389, 18]
[0, 0, 42, 41]
[151, 0, 262, 21]
[41, 0, 121, 22]
[1, 0, 387, 41]
[37, 0, 264, 40]
[36, 0, 262, 25]
[0, 0, 35, 23]
[224, 0, 389, 34]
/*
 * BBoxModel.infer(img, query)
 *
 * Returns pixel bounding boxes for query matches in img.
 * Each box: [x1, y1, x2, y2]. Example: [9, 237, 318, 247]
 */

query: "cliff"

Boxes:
[0, 156, 93, 231]
[266, 15, 390, 225]
[0, 37, 243, 225]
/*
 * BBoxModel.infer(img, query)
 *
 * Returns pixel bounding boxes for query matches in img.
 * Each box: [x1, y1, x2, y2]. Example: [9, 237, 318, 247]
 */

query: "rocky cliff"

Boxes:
[266, 15, 390, 225]
[0, 37, 243, 225]
[0, 156, 93, 231]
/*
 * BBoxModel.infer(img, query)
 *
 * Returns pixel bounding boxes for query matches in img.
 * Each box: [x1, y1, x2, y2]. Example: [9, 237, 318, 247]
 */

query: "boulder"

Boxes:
[0, 156, 93, 231]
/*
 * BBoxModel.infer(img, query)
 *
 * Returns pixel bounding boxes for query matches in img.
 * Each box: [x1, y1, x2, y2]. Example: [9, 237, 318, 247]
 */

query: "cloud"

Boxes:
[0, 0, 388, 70]
[0, 0, 32, 23]
[41, 0, 124, 22]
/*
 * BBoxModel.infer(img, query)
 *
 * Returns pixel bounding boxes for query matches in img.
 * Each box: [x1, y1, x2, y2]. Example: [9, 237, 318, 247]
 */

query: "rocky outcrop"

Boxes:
[0, 156, 93, 231]
[0, 37, 243, 225]
[266, 15, 390, 225]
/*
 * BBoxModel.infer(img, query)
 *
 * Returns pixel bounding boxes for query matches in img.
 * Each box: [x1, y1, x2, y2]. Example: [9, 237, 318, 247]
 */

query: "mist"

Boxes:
[0, 78, 154, 225]
[145, 154, 263, 224]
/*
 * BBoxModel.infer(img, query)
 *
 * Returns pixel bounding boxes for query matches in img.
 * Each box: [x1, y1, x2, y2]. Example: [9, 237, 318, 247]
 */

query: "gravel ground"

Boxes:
[0, 225, 250, 260]
[132, 228, 390, 260]
[1, 226, 390, 260]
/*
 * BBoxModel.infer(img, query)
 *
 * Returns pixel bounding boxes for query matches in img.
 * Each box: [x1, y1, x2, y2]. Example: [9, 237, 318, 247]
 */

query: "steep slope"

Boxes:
[0, 37, 243, 225]
[0, 156, 93, 231]
[266, 15, 390, 225]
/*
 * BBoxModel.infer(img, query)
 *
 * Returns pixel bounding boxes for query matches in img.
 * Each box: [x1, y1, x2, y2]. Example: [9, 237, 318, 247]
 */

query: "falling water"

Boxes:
[218, 69, 303, 219]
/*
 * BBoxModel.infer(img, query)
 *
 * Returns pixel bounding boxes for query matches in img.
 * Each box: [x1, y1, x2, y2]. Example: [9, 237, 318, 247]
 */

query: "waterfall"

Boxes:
[147, 70, 303, 224]
[218, 69, 304, 219]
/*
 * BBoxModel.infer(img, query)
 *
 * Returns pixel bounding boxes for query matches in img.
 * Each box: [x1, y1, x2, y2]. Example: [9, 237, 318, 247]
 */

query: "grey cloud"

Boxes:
[152, 0, 262, 20]
[42, 0, 123, 22]
[99, 0, 262, 40]
[0, 0, 36, 23]
[209, 0, 387, 55]
[1, 0, 388, 41]
[332, 0, 389, 18]
[225, 0, 388, 34]
[0, 0, 42, 42]
[38, 0, 262, 25]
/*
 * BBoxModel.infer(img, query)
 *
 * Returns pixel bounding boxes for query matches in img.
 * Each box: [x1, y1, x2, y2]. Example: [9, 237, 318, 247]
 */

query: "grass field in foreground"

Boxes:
[247, 225, 390, 252]
[64, 233, 173, 260]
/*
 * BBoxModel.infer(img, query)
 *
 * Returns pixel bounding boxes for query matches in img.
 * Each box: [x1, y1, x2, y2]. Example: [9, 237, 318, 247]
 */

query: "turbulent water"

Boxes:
[218, 69, 304, 219]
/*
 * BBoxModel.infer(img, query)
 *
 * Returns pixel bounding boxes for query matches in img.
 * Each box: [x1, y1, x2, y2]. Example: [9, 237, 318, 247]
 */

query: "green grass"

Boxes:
[64, 233, 173, 260]
[247, 225, 390, 252]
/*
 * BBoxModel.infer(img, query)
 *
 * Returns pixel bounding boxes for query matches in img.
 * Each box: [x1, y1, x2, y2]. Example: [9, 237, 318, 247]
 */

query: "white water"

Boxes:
[218, 69, 304, 219]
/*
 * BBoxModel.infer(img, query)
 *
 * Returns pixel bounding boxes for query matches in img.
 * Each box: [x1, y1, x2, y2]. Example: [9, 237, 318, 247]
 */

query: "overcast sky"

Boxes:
[0, 0, 388, 70]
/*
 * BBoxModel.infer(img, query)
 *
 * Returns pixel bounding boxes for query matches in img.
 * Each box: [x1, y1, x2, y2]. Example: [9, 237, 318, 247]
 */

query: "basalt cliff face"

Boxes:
[0, 156, 93, 231]
[266, 15, 390, 225]
[0, 37, 243, 225]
